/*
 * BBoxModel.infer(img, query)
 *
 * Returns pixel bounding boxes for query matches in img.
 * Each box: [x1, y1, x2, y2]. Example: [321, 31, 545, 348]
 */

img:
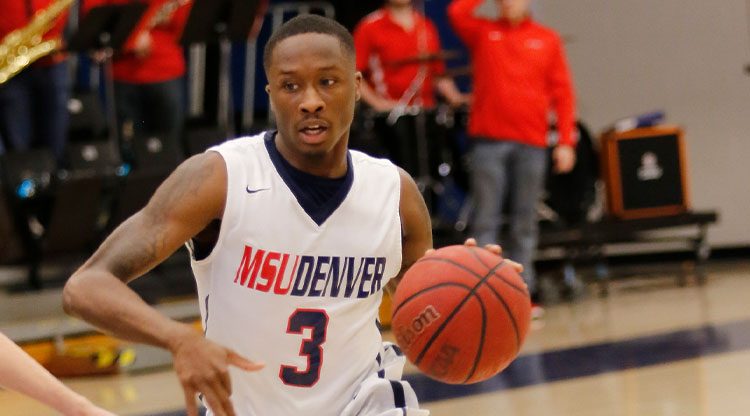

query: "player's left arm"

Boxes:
[549, 34, 577, 173]
[386, 168, 433, 294]
[0, 332, 115, 416]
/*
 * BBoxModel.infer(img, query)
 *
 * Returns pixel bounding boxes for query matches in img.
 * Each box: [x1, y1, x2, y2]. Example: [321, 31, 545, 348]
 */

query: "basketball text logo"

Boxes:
[394, 305, 441, 349]
[233, 244, 387, 298]
[429, 344, 460, 378]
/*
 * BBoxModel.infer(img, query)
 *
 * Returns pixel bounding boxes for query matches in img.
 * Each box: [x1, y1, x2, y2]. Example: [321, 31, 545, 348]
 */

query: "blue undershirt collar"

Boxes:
[264, 131, 354, 226]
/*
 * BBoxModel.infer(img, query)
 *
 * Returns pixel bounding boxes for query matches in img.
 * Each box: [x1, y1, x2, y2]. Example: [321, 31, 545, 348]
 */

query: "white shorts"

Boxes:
[205, 343, 429, 416]
[341, 342, 430, 416]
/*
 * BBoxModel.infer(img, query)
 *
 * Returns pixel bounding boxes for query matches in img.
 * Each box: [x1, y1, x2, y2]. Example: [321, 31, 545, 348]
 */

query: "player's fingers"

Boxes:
[483, 243, 502, 255]
[423, 248, 436, 256]
[216, 365, 233, 396]
[227, 350, 265, 372]
[463, 238, 478, 246]
[183, 386, 199, 416]
[507, 259, 524, 273]
[200, 380, 235, 416]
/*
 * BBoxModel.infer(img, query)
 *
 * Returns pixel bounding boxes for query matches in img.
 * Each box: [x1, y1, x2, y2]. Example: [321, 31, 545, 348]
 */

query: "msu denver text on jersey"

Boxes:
[233, 245, 388, 298]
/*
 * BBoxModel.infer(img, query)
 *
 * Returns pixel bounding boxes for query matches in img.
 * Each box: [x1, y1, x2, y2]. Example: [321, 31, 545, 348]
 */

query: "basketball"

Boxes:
[391, 245, 532, 384]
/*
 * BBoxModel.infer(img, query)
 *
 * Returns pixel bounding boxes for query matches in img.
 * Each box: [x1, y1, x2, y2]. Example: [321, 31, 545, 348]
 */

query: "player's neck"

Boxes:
[387, 4, 415, 30]
[274, 134, 349, 178]
[504, 12, 530, 27]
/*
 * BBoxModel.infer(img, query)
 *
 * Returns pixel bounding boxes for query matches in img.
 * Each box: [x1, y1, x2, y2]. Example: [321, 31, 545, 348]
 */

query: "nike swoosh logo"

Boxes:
[246, 186, 270, 194]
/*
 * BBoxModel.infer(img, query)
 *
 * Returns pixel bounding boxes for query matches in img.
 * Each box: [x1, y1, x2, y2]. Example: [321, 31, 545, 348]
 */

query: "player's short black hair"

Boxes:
[263, 14, 355, 74]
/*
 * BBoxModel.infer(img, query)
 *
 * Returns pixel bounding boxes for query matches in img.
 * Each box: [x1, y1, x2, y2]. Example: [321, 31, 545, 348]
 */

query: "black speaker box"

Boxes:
[600, 126, 689, 219]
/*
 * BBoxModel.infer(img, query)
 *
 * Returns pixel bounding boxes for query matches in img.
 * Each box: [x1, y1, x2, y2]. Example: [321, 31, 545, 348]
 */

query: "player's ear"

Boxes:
[265, 84, 270, 94]
[354, 71, 362, 101]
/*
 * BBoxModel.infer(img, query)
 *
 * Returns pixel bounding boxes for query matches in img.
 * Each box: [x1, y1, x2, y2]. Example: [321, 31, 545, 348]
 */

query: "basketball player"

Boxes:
[63, 15, 517, 416]
[0, 332, 115, 415]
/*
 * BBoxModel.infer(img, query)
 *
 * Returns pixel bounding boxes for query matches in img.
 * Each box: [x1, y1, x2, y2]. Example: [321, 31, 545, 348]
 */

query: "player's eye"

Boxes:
[282, 82, 299, 92]
[320, 78, 336, 87]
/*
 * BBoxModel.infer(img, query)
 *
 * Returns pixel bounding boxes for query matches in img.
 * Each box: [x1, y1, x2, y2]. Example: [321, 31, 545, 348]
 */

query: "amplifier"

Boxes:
[600, 126, 689, 219]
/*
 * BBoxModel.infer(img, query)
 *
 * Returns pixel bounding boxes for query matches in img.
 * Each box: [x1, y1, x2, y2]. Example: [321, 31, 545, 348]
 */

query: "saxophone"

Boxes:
[0, 0, 74, 84]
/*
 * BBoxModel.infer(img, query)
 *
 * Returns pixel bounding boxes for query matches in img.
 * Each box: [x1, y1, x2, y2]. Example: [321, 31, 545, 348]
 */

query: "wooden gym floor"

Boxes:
[1, 256, 749, 415]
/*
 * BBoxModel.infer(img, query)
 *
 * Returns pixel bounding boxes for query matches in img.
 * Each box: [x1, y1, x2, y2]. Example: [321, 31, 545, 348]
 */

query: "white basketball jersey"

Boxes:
[190, 132, 403, 415]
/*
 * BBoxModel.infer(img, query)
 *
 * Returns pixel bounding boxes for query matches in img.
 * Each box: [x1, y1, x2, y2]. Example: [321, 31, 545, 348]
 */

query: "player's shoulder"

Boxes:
[358, 9, 387, 28]
[211, 132, 266, 151]
[208, 131, 268, 160]
[349, 149, 397, 170]
[528, 20, 563, 42]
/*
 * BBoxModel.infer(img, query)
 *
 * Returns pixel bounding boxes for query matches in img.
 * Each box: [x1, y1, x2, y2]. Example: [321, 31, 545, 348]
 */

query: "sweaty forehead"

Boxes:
[269, 33, 354, 73]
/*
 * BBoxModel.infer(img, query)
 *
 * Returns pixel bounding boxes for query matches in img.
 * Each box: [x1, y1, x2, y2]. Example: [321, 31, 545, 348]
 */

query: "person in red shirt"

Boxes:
[0, 0, 71, 162]
[353, 0, 467, 180]
[83, 0, 191, 162]
[448, 0, 577, 306]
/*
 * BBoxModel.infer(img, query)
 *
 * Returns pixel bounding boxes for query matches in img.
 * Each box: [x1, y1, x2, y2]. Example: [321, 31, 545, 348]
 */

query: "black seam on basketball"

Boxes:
[415, 257, 522, 356]
[417, 257, 488, 280]
[391, 282, 474, 319]
[466, 246, 528, 294]
[418, 255, 527, 296]
[465, 249, 522, 351]
[483, 278, 521, 353]
[462, 244, 494, 269]
[414, 260, 506, 366]
[462, 292, 487, 383]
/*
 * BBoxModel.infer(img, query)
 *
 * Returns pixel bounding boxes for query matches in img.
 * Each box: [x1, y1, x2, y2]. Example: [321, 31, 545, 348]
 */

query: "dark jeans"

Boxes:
[0, 62, 71, 161]
[468, 139, 548, 292]
[114, 78, 184, 160]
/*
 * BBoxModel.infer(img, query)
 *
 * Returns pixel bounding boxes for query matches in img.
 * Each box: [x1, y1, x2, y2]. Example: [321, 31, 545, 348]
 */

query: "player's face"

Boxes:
[266, 33, 361, 168]
[496, 0, 531, 22]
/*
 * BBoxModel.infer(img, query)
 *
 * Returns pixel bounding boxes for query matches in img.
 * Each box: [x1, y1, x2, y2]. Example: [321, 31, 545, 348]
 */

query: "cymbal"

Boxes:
[387, 50, 462, 67]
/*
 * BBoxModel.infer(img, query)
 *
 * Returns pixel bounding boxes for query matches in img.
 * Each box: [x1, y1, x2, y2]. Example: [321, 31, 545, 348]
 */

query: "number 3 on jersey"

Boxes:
[280, 309, 329, 387]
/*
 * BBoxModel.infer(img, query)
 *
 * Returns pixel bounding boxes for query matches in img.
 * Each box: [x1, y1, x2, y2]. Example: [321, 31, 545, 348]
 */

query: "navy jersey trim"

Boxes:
[390, 380, 406, 408]
[203, 294, 210, 334]
[264, 131, 354, 226]
[391, 344, 404, 357]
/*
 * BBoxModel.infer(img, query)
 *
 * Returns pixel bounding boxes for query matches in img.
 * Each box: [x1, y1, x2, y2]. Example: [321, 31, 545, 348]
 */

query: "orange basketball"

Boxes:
[391, 245, 531, 384]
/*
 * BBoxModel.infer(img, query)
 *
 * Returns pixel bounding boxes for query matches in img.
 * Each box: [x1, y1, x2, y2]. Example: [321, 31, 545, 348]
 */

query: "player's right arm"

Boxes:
[352, 19, 399, 113]
[447, 0, 489, 46]
[62, 152, 262, 416]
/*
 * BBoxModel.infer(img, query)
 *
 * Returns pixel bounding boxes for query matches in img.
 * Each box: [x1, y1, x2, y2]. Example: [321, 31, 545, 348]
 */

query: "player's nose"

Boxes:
[299, 86, 325, 114]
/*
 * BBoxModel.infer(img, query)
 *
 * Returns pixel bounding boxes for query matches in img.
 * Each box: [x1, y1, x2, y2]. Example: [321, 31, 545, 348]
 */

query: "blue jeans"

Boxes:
[468, 139, 548, 292]
[0, 62, 71, 161]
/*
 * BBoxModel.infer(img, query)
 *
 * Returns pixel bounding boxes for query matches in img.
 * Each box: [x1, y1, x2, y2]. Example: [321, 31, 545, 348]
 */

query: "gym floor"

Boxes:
[1, 256, 749, 415]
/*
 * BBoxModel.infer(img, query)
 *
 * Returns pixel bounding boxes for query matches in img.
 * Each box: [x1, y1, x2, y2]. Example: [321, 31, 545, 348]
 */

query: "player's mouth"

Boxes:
[298, 120, 330, 144]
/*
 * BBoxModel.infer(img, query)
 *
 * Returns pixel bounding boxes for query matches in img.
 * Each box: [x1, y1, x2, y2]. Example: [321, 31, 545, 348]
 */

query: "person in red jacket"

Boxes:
[0, 0, 71, 162]
[448, 0, 576, 306]
[353, 0, 467, 179]
[84, 0, 191, 161]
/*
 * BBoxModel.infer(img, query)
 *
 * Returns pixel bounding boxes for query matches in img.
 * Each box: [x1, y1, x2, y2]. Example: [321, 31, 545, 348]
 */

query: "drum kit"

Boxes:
[353, 47, 471, 223]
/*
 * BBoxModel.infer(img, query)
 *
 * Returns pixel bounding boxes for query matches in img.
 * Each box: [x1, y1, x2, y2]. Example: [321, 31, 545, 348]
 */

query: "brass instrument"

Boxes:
[0, 0, 74, 84]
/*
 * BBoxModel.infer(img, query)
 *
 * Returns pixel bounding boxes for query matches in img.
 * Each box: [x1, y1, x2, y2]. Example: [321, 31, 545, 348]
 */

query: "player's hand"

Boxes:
[552, 144, 576, 174]
[461, 238, 524, 274]
[170, 328, 264, 416]
[133, 32, 153, 59]
[371, 98, 399, 113]
[89, 49, 109, 64]
[449, 93, 472, 108]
